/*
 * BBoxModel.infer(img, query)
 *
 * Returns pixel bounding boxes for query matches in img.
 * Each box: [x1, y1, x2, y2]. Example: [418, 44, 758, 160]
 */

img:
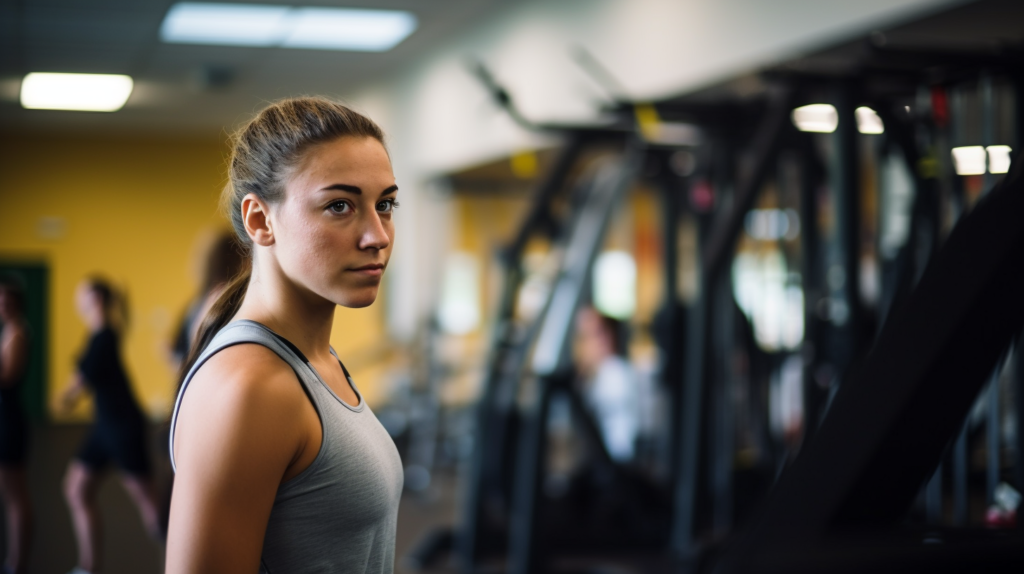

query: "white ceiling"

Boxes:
[4, 0, 1021, 139]
[0, 0, 503, 135]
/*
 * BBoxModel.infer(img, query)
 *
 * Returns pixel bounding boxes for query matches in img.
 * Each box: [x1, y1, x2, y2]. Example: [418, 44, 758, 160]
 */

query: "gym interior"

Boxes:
[2, 0, 1024, 572]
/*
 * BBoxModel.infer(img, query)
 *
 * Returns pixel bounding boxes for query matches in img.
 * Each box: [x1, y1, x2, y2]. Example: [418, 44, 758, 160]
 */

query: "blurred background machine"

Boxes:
[402, 5, 1024, 573]
[4, 0, 1024, 573]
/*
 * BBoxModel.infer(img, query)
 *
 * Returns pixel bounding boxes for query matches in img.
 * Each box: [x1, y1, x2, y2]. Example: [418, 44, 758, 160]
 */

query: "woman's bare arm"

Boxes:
[166, 344, 316, 574]
[0, 324, 27, 388]
[60, 372, 88, 411]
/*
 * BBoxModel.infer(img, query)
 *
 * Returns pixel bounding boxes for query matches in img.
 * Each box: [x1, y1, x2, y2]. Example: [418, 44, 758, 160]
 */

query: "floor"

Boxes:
[5, 423, 460, 574]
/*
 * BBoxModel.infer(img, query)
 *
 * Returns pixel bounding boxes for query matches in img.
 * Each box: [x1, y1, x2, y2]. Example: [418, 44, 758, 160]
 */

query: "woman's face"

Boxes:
[74, 282, 98, 322]
[574, 308, 613, 375]
[272, 136, 397, 309]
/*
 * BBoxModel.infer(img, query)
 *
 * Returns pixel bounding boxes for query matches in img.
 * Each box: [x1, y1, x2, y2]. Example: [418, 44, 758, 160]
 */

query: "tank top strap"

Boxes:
[169, 319, 321, 472]
[327, 346, 364, 407]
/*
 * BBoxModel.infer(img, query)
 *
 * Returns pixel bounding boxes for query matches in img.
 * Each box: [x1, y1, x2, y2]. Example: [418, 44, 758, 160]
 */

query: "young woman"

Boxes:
[0, 278, 32, 574]
[62, 278, 162, 574]
[167, 97, 404, 573]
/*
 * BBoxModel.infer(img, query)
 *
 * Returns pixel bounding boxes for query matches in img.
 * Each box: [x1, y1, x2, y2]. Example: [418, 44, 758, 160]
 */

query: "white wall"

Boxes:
[349, 0, 966, 339]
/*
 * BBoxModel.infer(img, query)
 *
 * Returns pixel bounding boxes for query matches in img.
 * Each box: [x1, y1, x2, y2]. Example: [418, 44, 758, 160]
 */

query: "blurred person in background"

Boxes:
[61, 277, 162, 574]
[168, 232, 246, 373]
[0, 277, 32, 574]
[167, 97, 403, 574]
[574, 306, 641, 463]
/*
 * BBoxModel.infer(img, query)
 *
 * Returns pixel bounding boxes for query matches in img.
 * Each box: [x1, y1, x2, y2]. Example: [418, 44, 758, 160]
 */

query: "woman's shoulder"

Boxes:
[187, 343, 305, 408]
[173, 343, 316, 486]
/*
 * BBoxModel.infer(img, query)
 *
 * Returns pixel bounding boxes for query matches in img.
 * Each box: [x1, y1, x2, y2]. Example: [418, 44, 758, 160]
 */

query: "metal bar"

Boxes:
[1015, 340, 1024, 498]
[925, 464, 943, 523]
[981, 74, 994, 196]
[868, 103, 944, 540]
[828, 85, 864, 373]
[531, 148, 643, 376]
[712, 269, 736, 534]
[981, 74, 1001, 508]
[506, 134, 587, 261]
[457, 133, 588, 573]
[654, 152, 689, 484]
[871, 96, 940, 335]
[671, 275, 710, 563]
[506, 375, 556, 574]
[506, 146, 644, 574]
[794, 144, 824, 437]
[673, 93, 791, 562]
[1013, 74, 1024, 510]
[947, 85, 967, 222]
[987, 371, 1001, 504]
[953, 424, 968, 526]
[701, 87, 792, 281]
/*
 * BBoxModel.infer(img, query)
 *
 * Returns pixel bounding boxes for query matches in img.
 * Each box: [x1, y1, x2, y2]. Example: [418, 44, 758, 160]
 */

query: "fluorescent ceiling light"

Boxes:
[284, 8, 417, 51]
[792, 104, 838, 133]
[855, 106, 884, 134]
[987, 145, 1012, 175]
[161, 3, 417, 51]
[20, 72, 133, 112]
[951, 146, 986, 176]
[161, 3, 290, 46]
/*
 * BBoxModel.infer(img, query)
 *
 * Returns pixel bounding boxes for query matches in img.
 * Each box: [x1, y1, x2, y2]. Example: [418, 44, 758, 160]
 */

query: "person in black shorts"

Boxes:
[0, 278, 32, 574]
[61, 277, 161, 574]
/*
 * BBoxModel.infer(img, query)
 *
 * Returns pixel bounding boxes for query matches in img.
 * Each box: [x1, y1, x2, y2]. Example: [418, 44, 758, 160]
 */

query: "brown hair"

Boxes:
[180, 97, 385, 381]
[85, 275, 130, 332]
[202, 232, 247, 295]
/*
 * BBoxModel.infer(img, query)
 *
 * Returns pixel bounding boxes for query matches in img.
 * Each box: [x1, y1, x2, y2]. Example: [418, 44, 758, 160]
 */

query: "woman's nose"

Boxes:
[359, 213, 390, 251]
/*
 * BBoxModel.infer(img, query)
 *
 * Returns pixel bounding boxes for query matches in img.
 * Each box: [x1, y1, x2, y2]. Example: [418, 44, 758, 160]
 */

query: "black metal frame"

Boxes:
[412, 31, 1024, 574]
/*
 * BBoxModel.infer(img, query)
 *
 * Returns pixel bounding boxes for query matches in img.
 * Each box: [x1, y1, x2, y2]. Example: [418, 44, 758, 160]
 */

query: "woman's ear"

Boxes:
[241, 194, 275, 247]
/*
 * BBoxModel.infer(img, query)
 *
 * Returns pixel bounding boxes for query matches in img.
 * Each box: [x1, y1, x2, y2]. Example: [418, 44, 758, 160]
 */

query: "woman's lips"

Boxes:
[349, 264, 384, 278]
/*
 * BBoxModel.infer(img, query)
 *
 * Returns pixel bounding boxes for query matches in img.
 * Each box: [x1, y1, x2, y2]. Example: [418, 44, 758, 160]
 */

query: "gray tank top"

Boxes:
[169, 320, 404, 574]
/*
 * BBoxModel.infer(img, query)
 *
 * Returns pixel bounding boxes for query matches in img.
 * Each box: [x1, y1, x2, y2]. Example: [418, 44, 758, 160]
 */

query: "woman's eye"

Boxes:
[377, 199, 399, 213]
[328, 201, 350, 214]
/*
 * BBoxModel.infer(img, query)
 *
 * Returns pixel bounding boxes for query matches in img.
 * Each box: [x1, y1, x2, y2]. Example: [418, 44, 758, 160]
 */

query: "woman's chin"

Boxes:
[334, 288, 379, 309]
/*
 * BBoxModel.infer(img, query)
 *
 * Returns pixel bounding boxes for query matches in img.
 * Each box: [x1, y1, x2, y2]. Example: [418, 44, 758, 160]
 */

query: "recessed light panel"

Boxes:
[161, 3, 417, 51]
[987, 145, 1012, 175]
[951, 146, 986, 176]
[855, 106, 884, 134]
[20, 73, 134, 112]
[161, 3, 290, 46]
[284, 8, 417, 51]
[792, 104, 838, 133]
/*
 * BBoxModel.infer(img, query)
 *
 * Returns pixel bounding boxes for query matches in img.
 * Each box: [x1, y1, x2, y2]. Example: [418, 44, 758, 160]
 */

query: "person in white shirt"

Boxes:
[574, 307, 641, 463]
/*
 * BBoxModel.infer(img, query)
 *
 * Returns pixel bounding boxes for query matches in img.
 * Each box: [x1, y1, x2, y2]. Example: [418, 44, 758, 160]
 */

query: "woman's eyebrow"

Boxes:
[320, 183, 362, 194]
[319, 184, 398, 196]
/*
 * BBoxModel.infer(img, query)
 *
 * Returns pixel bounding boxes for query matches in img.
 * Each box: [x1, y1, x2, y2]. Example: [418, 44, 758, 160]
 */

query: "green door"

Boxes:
[0, 262, 48, 421]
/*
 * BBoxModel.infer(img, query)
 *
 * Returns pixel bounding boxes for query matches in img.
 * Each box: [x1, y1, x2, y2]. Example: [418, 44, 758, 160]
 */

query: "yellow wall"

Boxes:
[0, 132, 391, 422]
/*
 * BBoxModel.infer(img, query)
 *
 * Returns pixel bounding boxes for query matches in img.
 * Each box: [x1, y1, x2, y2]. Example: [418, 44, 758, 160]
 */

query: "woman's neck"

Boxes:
[234, 261, 336, 362]
[87, 312, 107, 333]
